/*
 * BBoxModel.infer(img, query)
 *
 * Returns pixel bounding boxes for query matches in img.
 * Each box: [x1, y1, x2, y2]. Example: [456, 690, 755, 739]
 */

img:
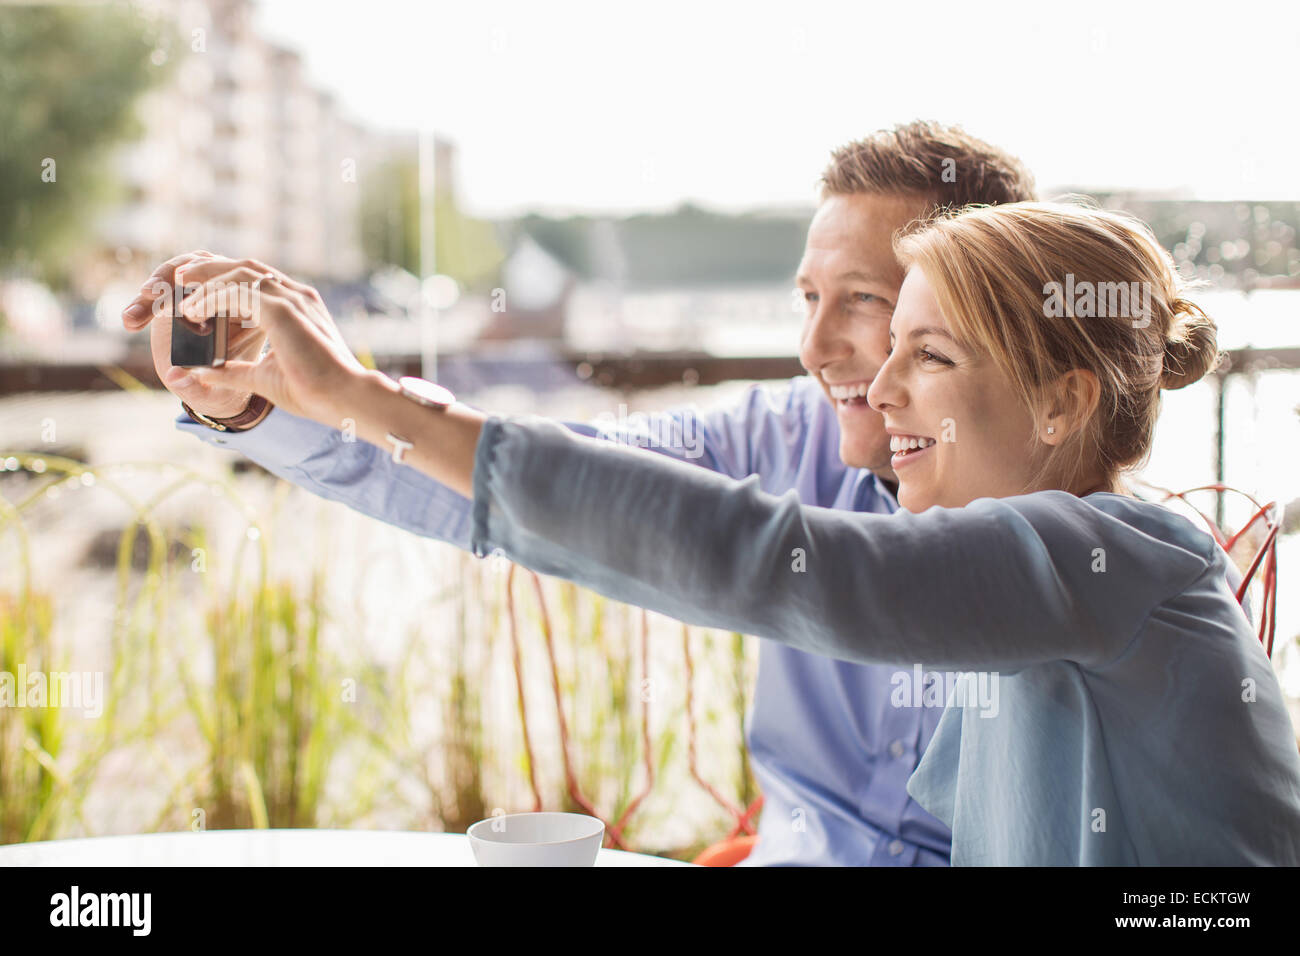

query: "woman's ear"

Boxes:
[1041, 369, 1101, 445]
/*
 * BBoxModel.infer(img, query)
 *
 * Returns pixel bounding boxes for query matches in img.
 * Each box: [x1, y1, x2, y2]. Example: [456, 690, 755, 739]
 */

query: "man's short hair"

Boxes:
[820, 120, 1036, 210]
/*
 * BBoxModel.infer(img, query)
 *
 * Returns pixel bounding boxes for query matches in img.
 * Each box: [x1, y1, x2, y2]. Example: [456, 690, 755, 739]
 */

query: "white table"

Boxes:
[0, 829, 695, 867]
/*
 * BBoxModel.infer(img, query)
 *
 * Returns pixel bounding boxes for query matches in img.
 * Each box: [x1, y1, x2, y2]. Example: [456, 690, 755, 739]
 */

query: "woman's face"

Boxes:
[866, 267, 1043, 512]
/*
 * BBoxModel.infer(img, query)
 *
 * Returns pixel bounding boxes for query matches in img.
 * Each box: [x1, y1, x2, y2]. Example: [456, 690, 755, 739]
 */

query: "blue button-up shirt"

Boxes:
[175, 374, 952, 865]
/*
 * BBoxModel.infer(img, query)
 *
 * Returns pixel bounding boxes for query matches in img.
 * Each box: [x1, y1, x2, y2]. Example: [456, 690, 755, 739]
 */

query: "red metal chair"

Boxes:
[1139, 482, 1283, 656]
[693, 833, 759, 866]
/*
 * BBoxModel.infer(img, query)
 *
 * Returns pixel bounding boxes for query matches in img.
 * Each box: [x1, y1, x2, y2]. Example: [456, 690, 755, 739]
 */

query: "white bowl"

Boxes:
[467, 812, 605, 867]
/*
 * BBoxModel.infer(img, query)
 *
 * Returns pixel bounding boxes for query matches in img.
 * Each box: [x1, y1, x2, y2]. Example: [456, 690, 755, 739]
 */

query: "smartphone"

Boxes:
[170, 279, 227, 367]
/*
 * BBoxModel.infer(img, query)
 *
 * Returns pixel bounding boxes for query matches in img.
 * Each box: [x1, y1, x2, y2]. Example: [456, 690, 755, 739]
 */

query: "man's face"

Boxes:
[796, 192, 931, 479]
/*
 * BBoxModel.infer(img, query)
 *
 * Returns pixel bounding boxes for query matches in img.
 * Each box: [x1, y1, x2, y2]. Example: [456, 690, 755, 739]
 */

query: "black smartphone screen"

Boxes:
[170, 281, 216, 367]
[170, 317, 217, 367]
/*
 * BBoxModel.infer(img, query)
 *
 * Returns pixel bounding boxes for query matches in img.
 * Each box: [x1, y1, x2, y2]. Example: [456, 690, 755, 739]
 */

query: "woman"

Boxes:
[168, 201, 1300, 865]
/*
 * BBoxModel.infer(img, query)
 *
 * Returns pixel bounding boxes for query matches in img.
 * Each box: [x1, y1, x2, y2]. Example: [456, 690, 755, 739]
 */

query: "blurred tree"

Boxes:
[0, 2, 170, 285]
[359, 152, 504, 289]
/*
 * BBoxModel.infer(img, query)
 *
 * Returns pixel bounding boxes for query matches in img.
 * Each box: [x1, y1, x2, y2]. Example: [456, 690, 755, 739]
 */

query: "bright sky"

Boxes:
[254, 0, 1300, 217]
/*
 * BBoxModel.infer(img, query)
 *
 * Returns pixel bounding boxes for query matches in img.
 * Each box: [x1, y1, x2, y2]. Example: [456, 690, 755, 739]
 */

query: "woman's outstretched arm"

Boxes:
[467, 414, 1212, 673]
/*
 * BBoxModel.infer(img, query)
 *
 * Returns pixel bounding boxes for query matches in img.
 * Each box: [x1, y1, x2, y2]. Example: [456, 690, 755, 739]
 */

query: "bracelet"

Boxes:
[182, 394, 274, 432]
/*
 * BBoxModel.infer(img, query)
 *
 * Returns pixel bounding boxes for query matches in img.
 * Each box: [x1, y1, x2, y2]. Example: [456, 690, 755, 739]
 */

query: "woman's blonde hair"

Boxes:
[894, 200, 1220, 493]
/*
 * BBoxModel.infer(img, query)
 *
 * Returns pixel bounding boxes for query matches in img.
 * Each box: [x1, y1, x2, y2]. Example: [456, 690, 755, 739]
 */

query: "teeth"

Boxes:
[889, 435, 936, 453]
[829, 382, 869, 400]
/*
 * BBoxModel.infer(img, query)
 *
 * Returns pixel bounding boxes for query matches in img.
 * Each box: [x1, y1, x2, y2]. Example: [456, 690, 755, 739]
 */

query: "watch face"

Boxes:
[397, 376, 455, 408]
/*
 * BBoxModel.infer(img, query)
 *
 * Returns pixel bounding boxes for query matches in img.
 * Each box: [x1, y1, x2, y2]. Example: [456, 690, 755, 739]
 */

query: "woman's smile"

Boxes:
[887, 430, 937, 468]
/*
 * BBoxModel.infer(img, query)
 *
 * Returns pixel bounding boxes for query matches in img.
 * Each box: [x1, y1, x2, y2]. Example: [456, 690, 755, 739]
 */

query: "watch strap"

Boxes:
[182, 394, 274, 432]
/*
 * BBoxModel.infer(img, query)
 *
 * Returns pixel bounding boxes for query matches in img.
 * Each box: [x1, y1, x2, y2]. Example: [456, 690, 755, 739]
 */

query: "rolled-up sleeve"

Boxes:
[471, 415, 1210, 672]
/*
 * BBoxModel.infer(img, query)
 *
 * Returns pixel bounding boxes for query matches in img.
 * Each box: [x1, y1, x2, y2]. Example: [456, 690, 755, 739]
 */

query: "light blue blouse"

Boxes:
[470, 413, 1300, 865]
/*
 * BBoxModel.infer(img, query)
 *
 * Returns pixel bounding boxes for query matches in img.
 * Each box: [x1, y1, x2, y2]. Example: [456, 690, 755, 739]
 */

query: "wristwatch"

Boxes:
[385, 376, 456, 463]
[182, 394, 274, 432]
[395, 375, 455, 409]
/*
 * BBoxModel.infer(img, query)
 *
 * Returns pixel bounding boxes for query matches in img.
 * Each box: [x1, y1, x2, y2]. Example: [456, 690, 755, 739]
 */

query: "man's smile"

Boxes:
[825, 378, 874, 411]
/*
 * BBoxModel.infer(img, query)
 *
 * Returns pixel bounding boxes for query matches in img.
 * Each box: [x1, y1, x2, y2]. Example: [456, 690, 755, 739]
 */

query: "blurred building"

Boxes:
[94, 0, 377, 290]
[477, 235, 573, 342]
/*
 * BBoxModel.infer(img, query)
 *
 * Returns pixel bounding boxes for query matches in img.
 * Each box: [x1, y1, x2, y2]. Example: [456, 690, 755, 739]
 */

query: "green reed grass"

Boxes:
[0, 589, 62, 843]
[1, 446, 761, 854]
[175, 573, 343, 829]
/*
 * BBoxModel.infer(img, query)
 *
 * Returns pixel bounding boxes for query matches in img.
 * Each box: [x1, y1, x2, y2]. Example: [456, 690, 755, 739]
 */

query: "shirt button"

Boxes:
[889, 739, 906, 758]
[214, 438, 227, 444]
[888, 840, 905, 856]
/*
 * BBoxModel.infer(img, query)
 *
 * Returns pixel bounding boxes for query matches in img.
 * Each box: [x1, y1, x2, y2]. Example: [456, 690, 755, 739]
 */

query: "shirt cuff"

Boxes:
[470, 415, 507, 558]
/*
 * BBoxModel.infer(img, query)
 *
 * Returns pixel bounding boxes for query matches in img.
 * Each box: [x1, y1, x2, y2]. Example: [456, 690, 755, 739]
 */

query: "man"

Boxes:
[123, 120, 1035, 866]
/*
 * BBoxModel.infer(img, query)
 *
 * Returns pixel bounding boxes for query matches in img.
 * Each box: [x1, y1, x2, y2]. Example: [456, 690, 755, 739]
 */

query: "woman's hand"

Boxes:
[171, 256, 368, 426]
[123, 250, 269, 420]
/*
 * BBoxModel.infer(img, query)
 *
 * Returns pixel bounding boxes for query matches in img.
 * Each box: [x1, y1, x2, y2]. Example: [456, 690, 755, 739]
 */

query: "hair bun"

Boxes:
[1160, 299, 1220, 390]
